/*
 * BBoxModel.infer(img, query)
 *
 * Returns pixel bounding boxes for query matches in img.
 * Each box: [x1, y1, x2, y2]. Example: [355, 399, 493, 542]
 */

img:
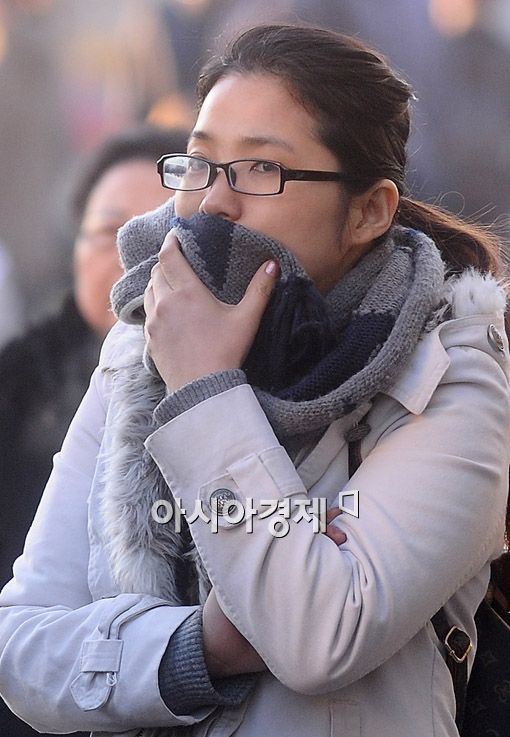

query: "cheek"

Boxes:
[274, 205, 345, 287]
[174, 191, 202, 217]
[75, 244, 123, 290]
[74, 245, 92, 283]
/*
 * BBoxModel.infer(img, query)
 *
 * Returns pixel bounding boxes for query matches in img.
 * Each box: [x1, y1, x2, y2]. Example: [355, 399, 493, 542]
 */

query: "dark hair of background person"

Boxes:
[197, 23, 505, 278]
[71, 124, 188, 223]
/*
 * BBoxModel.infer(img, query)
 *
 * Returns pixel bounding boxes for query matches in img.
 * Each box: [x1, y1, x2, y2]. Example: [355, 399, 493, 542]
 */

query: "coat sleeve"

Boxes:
[145, 322, 510, 696]
[0, 360, 212, 734]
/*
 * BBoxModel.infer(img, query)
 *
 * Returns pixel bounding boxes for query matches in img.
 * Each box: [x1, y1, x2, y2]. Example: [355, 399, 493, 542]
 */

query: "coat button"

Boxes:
[209, 488, 237, 516]
[487, 324, 505, 354]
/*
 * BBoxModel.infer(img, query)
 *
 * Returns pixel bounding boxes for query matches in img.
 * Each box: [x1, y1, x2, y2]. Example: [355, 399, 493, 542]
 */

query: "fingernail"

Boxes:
[265, 260, 279, 276]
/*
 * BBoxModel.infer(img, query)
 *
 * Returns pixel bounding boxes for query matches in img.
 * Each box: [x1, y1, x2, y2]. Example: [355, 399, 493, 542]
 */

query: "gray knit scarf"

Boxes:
[104, 197, 445, 606]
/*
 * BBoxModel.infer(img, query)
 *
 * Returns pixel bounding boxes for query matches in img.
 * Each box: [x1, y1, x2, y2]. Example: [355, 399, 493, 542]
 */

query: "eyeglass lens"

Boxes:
[161, 155, 282, 195]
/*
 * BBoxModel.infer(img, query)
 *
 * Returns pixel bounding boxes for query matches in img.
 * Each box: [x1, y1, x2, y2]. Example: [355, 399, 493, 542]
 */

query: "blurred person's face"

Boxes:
[74, 158, 169, 336]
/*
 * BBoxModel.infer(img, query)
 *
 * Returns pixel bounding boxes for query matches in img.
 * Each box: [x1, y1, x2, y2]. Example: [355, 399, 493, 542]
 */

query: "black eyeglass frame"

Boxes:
[157, 154, 362, 196]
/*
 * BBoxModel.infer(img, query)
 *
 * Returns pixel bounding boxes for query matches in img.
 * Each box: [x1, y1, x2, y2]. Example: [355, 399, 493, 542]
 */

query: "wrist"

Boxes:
[202, 595, 266, 678]
[203, 615, 245, 678]
[164, 364, 240, 393]
[204, 637, 257, 678]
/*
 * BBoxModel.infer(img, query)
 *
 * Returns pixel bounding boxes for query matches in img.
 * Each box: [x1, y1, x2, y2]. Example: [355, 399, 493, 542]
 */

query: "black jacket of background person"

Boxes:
[0, 294, 98, 737]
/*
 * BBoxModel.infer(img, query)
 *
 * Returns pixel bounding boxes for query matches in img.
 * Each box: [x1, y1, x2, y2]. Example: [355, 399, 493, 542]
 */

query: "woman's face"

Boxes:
[174, 73, 353, 293]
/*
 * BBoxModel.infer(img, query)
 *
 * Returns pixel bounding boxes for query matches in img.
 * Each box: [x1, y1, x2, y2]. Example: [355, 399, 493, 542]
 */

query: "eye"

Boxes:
[187, 157, 209, 172]
[250, 160, 281, 175]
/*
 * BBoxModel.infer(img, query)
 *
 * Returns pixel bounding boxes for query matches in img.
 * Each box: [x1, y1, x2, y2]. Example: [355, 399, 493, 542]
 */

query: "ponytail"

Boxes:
[398, 196, 504, 277]
[400, 196, 510, 582]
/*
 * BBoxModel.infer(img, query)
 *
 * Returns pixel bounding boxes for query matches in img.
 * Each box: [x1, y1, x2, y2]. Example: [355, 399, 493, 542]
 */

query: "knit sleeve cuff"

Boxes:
[153, 369, 247, 425]
[158, 609, 258, 715]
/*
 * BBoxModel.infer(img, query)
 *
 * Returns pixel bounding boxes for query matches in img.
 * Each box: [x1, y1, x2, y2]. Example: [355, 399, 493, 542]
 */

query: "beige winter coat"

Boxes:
[0, 270, 509, 737]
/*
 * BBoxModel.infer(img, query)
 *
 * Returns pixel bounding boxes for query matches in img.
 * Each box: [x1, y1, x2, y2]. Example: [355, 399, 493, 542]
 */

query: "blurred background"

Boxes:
[1, 0, 510, 335]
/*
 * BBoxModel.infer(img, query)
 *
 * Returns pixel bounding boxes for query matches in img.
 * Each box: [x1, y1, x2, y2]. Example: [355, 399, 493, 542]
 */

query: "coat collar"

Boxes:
[384, 269, 507, 414]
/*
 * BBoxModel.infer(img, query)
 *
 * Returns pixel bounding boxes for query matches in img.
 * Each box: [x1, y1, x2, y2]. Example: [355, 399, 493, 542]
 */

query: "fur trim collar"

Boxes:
[426, 269, 506, 330]
[100, 327, 210, 604]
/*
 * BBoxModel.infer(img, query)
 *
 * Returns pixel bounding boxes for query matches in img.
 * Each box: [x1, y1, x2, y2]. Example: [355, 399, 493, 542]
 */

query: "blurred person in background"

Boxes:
[0, 242, 24, 348]
[0, 123, 187, 737]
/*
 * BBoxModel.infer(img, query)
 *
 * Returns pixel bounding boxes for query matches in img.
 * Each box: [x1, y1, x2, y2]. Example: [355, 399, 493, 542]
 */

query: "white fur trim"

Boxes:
[446, 269, 507, 319]
[426, 269, 507, 330]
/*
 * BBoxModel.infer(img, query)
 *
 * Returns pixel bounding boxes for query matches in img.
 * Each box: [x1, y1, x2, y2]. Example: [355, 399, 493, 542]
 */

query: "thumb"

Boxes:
[239, 260, 280, 324]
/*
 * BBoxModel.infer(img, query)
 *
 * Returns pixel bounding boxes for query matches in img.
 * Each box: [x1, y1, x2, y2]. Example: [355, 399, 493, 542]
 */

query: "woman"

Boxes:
[0, 24, 509, 737]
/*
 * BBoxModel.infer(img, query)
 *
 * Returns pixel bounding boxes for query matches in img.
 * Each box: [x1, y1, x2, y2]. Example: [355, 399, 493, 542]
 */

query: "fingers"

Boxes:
[239, 259, 280, 324]
[149, 259, 170, 293]
[143, 274, 155, 314]
[157, 229, 200, 290]
[143, 258, 173, 331]
[324, 506, 347, 546]
[326, 523, 347, 546]
[326, 507, 342, 524]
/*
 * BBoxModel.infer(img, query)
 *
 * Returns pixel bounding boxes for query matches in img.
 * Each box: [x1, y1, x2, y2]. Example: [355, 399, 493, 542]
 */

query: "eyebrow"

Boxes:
[188, 130, 296, 153]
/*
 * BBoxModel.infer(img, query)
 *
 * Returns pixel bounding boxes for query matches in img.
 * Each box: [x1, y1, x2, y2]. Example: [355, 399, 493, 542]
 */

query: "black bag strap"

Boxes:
[345, 424, 472, 731]
[430, 608, 471, 729]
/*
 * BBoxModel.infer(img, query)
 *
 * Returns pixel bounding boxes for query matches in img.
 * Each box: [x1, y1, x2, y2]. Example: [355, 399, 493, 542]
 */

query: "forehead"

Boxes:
[191, 73, 321, 152]
[83, 159, 166, 222]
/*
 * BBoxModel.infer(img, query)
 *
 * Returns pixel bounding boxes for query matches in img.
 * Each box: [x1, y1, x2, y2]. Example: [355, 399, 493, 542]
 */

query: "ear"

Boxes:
[344, 179, 400, 248]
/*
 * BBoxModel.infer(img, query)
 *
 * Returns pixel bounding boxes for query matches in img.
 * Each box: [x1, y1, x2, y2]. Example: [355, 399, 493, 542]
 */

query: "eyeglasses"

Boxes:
[157, 154, 360, 196]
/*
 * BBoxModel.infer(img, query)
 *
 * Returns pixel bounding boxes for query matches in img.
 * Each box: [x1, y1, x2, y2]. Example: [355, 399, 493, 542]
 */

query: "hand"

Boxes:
[325, 507, 347, 545]
[143, 230, 279, 391]
[202, 588, 267, 678]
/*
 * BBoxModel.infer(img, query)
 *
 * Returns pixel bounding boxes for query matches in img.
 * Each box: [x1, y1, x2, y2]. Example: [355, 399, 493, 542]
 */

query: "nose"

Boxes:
[198, 166, 242, 221]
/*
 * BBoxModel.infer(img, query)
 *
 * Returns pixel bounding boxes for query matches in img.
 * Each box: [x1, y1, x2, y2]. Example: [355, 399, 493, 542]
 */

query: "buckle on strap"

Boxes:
[444, 626, 473, 664]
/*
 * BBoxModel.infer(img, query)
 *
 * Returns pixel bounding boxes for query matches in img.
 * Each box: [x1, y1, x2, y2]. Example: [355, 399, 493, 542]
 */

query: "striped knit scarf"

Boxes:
[111, 198, 445, 441]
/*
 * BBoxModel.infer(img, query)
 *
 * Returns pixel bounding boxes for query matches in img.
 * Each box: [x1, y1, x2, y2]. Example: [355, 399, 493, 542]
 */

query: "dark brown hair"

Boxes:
[71, 124, 188, 222]
[197, 24, 504, 276]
